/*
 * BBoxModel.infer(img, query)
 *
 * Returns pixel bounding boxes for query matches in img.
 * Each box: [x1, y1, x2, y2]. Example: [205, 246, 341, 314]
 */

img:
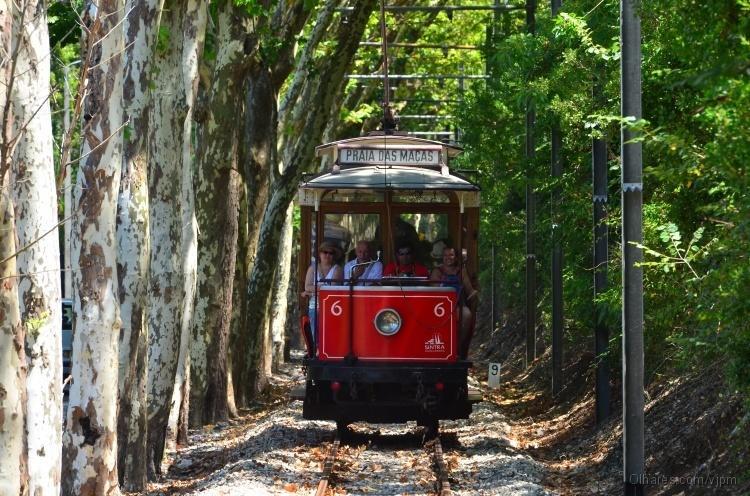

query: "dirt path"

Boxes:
[144, 361, 556, 495]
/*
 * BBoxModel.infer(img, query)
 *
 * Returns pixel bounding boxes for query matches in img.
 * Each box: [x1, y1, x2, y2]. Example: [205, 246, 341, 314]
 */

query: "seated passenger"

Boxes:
[303, 241, 344, 343]
[430, 246, 478, 359]
[344, 240, 383, 284]
[383, 242, 429, 277]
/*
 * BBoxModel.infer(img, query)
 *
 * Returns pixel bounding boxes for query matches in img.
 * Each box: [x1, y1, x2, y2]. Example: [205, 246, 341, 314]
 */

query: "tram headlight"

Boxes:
[373, 308, 402, 336]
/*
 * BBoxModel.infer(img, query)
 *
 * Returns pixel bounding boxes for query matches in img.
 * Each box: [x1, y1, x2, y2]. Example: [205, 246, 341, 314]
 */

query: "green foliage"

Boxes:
[458, 0, 750, 403]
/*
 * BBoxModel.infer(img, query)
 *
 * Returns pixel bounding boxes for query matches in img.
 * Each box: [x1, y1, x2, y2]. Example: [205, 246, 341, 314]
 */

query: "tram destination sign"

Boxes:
[339, 146, 441, 166]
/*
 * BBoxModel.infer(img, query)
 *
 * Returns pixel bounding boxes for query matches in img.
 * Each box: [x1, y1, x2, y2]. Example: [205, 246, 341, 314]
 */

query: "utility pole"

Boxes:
[593, 68, 610, 425]
[524, 0, 537, 369]
[63, 64, 72, 300]
[621, 0, 645, 493]
[550, 0, 563, 396]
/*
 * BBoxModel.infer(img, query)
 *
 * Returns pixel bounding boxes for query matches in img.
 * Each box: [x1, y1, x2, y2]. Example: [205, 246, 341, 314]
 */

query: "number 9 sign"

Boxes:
[488, 363, 501, 388]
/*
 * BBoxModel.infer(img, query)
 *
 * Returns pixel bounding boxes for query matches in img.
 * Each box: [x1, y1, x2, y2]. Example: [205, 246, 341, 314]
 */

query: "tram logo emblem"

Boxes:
[425, 334, 446, 353]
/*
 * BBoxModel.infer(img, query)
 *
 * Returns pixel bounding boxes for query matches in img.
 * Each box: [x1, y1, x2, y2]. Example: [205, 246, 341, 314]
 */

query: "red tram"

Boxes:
[295, 133, 481, 433]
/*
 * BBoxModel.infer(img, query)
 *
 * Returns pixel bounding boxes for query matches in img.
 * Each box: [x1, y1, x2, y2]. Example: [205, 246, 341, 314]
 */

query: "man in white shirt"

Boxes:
[344, 240, 382, 284]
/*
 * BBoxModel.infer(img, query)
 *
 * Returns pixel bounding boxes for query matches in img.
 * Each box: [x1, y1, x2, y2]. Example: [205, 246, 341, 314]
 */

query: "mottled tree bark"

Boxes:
[116, 0, 161, 489]
[166, 0, 206, 448]
[190, 0, 249, 424]
[0, 3, 27, 491]
[61, 0, 124, 493]
[0, 178, 28, 496]
[145, 0, 206, 476]
[270, 204, 294, 369]
[10, 0, 62, 492]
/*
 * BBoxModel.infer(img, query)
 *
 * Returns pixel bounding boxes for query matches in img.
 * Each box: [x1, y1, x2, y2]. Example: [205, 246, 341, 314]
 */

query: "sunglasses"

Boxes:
[397, 250, 411, 256]
[320, 250, 335, 255]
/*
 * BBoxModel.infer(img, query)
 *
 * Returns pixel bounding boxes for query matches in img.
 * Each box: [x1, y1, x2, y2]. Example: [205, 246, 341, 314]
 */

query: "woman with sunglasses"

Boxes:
[303, 241, 343, 343]
[382, 242, 429, 277]
[430, 245, 478, 359]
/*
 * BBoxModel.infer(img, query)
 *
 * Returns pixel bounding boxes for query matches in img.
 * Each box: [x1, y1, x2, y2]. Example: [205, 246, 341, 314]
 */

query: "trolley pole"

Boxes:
[491, 244, 496, 329]
[621, 0, 645, 493]
[524, 0, 537, 369]
[550, 0, 563, 396]
[593, 69, 610, 425]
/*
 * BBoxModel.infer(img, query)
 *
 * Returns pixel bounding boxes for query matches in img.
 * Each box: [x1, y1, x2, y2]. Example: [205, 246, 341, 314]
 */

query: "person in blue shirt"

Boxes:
[430, 246, 478, 358]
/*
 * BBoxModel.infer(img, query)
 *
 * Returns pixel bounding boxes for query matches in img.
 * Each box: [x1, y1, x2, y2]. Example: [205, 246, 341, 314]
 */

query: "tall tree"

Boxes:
[9, 0, 62, 492]
[190, 0, 246, 425]
[116, 0, 162, 489]
[61, 0, 124, 492]
[166, 0, 206, 446]
[227, 0, 313, 410]
[0, 3, 27, 489]
[145, 0, 206, 475]
[0, 182, 26, 494]
[241, 0, 377, 400]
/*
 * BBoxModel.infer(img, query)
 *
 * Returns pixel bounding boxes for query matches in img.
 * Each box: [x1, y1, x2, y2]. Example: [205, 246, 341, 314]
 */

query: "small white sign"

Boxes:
[488, 362, 501, 388]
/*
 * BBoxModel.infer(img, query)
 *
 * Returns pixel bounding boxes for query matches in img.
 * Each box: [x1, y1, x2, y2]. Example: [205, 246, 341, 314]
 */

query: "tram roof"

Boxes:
[305, 134, 476, 192]
[300, 165, 479, 191]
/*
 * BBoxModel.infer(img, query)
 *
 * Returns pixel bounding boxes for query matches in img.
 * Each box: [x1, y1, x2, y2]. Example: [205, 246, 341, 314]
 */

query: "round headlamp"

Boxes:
[373, 308, 402, 336]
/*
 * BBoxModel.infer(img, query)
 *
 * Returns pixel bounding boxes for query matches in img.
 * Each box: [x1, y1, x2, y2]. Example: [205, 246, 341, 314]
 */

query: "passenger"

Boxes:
[303, 241, 343, 343]
[383, 242, 430, 277]
[344, 240, 383, 284]
[430, 246, 478, 359]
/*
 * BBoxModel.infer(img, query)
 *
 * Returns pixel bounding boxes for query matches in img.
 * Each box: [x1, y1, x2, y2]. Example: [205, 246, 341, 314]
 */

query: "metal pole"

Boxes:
[593, 70, 610, 425]
[491, 244, 496, 329]
[551, 123, 563, 395]
[524, 0, 536, 369]
[621, 0, 644, 493]
[550, 0, 563, 396]
[63, 64, 72, 300]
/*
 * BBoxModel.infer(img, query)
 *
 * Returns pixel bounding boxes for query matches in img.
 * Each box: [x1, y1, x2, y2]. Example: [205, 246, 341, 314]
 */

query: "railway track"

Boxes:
[313, 426, 455, 495]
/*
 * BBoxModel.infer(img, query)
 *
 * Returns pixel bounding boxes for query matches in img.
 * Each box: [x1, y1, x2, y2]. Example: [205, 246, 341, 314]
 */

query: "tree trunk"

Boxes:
[61, 0, 124, 493]
[191, 0, 248, 424]
[116, 0, 161, 489]
[10, 0, 62, 492]
[242, 0, 376, 400]
[284, 236, 301, 356]
[270, 204, 294, 370]
[166, 0, 205, 448]
[227, 180, 247, 417]
[0, 3, 26, 490]
[0, 178, 28, 495]
[145, 0, 206, 476]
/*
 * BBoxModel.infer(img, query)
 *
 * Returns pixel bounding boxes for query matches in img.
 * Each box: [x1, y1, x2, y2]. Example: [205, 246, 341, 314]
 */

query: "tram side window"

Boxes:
[395, 213, 449, 269]
[323, 213, 381, 263]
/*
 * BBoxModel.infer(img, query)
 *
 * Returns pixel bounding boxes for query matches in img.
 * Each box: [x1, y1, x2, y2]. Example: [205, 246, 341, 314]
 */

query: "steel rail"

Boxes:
[428, 435, 453, 496]
[315, 436, 341, 496]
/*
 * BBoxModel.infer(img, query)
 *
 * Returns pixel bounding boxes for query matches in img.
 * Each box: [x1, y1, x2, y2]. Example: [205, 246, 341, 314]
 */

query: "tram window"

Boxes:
[323, 213, 381, 262]
[391, 190, 450, 203]
[395, 213, 450, 268]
